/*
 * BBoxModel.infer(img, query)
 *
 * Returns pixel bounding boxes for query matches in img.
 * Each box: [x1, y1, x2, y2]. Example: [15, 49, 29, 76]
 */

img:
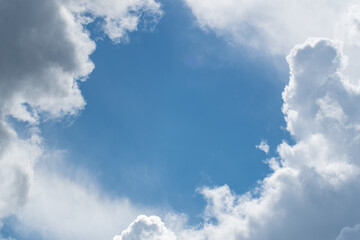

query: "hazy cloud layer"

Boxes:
[337, 224, 360, 240]
[0, 125, 42, 219]
[14, 166, 148, 240]
[184, 0, 358, 54]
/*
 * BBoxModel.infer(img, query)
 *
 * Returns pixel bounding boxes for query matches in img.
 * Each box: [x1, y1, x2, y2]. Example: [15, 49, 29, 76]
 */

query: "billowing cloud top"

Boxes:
[113, 215, 176, 240]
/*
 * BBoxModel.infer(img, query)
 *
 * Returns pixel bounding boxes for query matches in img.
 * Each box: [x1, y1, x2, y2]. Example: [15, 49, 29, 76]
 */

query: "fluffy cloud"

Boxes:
[0, 0, 94, 121]
[113, 215, 176, 240]
[66, 0, 163, 43]
[0, 0, 162, 238]
[13, 166, 149, 240]
[256, 140, 269, 154]
[115, 13, 360, 240]
[184, 0, 358, 54]
[0, 0, 162, 123]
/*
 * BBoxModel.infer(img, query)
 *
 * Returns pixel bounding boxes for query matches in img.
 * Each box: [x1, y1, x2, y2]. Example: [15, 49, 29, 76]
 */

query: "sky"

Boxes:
[39, 0, 288, 215]
[1, 0, 360, 240]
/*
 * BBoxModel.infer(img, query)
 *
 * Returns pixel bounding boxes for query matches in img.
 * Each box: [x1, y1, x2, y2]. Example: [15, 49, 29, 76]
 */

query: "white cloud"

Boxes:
[0, 0, 162, 238]
[183, 0, 358, 54]
[115, 23, 360, 240]
[4, 0, 360, 240]
[113, 215, 176, 240]
[256, 140, 269, 154]
[13, 165, 150, 240]
[0, 124, 43, 220]
[65, 0, 163, 43]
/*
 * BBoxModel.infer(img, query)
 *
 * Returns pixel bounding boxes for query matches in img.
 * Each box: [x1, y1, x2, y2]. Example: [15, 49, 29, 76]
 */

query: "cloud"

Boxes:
[115, 27, 360, 240]
[66, 0, 163, 43]
[113, 215, 176, 240]
[12, 164, 149, 240]
[4, 0, 360, 239]
[337, 224, 360, 240]
[256, 140, 269, 154]
[0, 0, 162, 123]
[183, 0, 358, 54]
[0, 0, 162, 238]
[0, 124, 42, 220]
[0, 0, 94, 121]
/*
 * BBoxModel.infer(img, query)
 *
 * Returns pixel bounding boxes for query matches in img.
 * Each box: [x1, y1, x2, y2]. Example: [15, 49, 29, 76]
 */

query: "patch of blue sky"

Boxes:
[1, 216, 42, 240]
[39, 0, 291, 222]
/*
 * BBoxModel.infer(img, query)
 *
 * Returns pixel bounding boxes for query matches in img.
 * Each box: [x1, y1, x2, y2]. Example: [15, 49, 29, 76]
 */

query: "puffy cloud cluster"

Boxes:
[116, 3, 360, 240]
[0, 0, 162, 238]
[184, 0, 358, 54]
[113, 215, 176, 240]
[66, 0, 163, 43]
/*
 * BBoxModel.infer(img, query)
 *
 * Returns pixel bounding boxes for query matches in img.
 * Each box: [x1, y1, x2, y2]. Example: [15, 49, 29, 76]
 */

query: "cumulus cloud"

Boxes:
[256, 140, 269, 154]
[184, 0, 358, 54]
[115, 13, 360, 240]
[0, 0, 162, 123]
[0, 0, 94, 121]
[0, 0, 162, 237]
[113, 215, 176, 240]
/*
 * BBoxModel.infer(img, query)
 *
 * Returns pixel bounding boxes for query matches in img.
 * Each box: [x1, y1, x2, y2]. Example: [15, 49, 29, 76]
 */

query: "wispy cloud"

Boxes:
[256, 140, 269, 154]
[183, 0, 357, 54]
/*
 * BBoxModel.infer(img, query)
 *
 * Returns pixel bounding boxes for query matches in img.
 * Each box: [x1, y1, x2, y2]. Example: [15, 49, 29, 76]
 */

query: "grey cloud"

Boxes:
[0, 0, 162, 232]
[337, 224, 360, 240]
[0, 0, 162, 121]
[0, 0, 94, 120]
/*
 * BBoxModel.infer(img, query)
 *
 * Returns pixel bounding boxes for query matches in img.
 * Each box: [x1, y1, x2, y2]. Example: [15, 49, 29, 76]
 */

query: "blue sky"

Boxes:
[40, 0, 288, 218]
[2, 0, 360, 240]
